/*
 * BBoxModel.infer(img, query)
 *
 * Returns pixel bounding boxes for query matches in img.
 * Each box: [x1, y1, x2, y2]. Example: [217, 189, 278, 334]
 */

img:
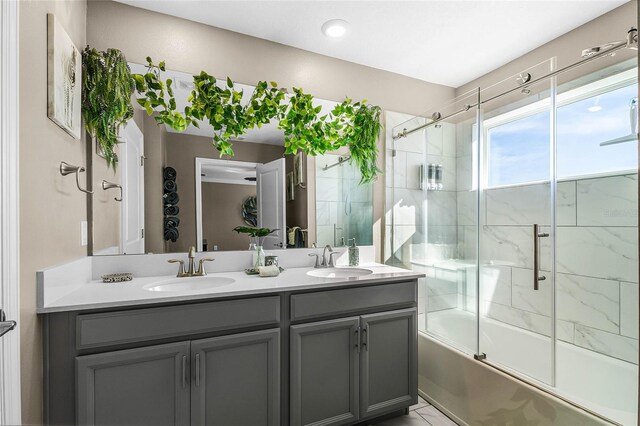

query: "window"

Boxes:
[487, 110, 550, 187]
[485, 67, 637, 188]
[557, 83, 637, 178]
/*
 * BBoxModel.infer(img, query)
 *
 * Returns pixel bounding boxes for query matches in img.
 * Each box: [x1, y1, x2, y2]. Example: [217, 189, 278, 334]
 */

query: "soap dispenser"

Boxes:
[348, 238, 359, 266]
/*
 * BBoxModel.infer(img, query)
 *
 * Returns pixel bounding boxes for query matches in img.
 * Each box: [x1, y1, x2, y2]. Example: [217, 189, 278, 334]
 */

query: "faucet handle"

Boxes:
[196, 258, 215, 276]
[328, 251, 340, 267]
[327, 251, 340, 267]
[168, 259, 186, 277]
[308, 253, 320, 268]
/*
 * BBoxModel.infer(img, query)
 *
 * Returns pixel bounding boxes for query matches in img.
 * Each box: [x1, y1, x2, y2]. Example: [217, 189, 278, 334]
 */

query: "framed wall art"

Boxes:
[47, 13, 82, 139]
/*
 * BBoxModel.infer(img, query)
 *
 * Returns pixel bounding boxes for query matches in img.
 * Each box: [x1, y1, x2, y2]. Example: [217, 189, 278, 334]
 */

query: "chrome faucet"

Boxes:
[308, 245, 339, 268]
[187, 246, 197, 275]
[168, 247, 215, 277]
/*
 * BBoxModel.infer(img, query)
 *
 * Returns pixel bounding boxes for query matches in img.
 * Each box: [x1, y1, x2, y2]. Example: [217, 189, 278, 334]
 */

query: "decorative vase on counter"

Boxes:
[254, 245, 266, 269]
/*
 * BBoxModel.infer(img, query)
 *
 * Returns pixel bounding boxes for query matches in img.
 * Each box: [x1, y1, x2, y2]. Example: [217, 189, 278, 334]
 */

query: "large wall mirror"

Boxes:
[90, 65, 374, 255]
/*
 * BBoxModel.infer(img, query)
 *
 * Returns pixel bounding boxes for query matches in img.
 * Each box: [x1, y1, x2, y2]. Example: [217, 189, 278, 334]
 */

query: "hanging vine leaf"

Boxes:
[82, 47, 135, 169]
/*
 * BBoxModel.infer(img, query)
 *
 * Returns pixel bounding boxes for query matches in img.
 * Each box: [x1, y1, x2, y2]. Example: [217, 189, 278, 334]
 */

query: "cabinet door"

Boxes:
[290, 317, 360, 426]
[191, 329, 280, 426]
[359, 308, 417, 419]
[76, 341, 190, 426]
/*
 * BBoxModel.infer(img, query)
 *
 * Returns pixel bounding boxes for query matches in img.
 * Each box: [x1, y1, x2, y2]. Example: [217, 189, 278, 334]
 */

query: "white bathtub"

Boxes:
[423, 309, 638, 425]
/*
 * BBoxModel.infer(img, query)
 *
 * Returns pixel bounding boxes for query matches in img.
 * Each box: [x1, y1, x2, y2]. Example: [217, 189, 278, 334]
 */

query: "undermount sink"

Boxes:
[143, 276, 236, 292]
[307, 267, 373, 279]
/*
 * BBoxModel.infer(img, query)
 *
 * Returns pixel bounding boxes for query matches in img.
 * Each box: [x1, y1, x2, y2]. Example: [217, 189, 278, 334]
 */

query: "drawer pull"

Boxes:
[195, 353, 200, 387]
[182, 355, 187, 388]
[362, 325, 369, 351]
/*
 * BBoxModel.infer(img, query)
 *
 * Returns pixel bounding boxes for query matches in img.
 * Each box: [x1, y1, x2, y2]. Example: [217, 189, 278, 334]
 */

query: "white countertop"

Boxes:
[37, 263, 423, 313]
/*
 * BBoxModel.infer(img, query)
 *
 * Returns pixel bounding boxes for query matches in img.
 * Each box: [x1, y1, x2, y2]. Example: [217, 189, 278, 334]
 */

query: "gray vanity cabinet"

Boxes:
[76, 341, 191, 426]
[290, 317, 361, 426]
[45, 280, 419, 426]
[359, 308, 417, 419]
[191, 329, 281, 426]
[289, 307, 417, 426]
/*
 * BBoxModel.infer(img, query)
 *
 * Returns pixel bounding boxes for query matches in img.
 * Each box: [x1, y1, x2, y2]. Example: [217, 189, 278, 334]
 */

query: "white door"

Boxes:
[119, 121, 145, 254]
[0, 0, 21, 422]
[256, 158, 286, 249]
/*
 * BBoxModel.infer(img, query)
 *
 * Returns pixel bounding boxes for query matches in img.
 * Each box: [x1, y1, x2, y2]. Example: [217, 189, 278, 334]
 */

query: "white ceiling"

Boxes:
[116, 0, 628, 88]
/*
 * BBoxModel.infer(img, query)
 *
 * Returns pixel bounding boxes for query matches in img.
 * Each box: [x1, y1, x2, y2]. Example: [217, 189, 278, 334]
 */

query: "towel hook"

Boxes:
[59, 162, 93, 194]
[101, 180, 123, 202]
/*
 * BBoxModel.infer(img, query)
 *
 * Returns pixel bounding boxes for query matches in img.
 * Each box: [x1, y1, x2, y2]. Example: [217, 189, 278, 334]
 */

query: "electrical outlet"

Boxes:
[81, 221, 88, 246]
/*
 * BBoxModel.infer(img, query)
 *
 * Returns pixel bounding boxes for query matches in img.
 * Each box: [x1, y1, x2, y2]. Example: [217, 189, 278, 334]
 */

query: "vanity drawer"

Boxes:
[76, 296, 280, 349]
[290, 281, 416, 321]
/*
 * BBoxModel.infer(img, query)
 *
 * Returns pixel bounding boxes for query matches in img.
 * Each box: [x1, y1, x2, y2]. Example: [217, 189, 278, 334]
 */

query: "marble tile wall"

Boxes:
[384, 111, 460, 316]
[316, 154, 373, 247]
[470, 173, 639, 364]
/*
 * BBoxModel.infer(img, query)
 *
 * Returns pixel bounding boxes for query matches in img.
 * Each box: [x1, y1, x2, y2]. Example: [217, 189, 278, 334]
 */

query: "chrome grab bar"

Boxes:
[533, 224, 549, 290]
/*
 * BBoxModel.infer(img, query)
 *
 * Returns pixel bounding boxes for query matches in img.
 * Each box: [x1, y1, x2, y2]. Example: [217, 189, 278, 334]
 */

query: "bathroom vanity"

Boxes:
[39, 257, 421, 426]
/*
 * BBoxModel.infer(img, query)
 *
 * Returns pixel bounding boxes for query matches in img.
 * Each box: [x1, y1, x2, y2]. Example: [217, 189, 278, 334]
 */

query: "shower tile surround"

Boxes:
[385, 111, 639, 365]
[315, 154, 373, 247]
[475, 174, 638, 364]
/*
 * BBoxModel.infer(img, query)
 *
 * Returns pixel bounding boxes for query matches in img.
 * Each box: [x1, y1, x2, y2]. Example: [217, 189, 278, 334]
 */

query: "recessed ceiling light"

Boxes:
[322, 19, 349, 38]
[588, 105, 602, 112]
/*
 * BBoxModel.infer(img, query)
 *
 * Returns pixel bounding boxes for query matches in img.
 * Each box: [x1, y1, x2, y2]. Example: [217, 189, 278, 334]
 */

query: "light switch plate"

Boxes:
[81, 221, 88, 246]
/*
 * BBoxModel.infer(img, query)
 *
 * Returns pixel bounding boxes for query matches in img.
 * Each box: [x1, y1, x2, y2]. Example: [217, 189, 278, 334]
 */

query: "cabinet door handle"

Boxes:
[182, 355, 187, 388]
[355, 327, 360, 353]
[362, 325, 369, 351]
[195, 353, 200, 387]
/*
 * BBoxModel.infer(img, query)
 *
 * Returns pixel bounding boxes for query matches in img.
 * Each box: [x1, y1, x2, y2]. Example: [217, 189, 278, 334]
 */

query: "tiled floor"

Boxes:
[372, 397, 458, 426]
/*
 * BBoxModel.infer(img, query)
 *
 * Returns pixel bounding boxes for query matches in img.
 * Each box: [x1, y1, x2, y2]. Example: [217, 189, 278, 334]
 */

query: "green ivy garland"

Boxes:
[81, 49, 382, 182]
[133, 58, 382, 183]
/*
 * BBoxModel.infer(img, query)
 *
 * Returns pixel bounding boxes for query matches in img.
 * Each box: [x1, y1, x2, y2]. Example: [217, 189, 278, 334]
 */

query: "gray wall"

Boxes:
[20, 2, 87, 424]
[201, 182, 256, 251]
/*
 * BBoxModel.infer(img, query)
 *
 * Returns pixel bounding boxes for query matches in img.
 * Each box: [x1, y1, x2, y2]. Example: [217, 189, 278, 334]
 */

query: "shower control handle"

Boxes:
[533, 224, 549, 290]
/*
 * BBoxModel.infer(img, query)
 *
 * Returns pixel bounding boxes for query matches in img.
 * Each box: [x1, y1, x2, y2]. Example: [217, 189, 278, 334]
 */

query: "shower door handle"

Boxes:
[533, 224, 549, 290]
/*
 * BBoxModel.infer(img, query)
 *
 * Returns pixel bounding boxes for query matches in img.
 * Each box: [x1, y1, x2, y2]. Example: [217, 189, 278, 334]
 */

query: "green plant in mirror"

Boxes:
[233, 226, 279, 247]
[134, 58, 382, 183]
[82, 47, 135, 169]
[233, 226, 278, 239]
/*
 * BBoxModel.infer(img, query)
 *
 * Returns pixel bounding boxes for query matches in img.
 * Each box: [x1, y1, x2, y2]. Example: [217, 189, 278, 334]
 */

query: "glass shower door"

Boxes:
[387, 89, 480, 355]
[553, 56, 638, 425]
[478, 59, 556, 385]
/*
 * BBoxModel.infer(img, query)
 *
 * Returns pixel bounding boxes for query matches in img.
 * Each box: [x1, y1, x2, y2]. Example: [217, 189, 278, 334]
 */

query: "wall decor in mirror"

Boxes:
[90, 65, 375, 255]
